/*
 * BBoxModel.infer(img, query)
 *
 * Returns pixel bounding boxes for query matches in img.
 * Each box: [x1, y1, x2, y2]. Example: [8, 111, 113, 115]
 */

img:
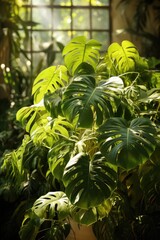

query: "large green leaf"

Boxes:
[31, 116, 73, 147]
[63, 152, 117, 209]
[62, 75, 123, 128]
[98, 117, 157, 169]
[62, 36, 101, 75]
[17, 103, 73, 147]
[32, 65, 69, 104]
[107, 40, 140, 74]
[16, 105, 49, 133]
[32, 191, 70, 220]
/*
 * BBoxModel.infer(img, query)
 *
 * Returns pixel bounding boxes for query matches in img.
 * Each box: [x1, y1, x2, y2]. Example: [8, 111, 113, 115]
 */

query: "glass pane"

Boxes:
[32, 31, 52, 51]
[53, 9, 71, 30]
[92, 31, 110, 51]
[72, 31, 90, 39]
[73, 9, 90, 30]
[32, 0, 50, 4]
[32, 8, 52, 29]
[73, 0, 90, 5]
[91, 0, 109, 6]
[52, 31, 71, 46]
[32, 52, 46, 72]
[92, 9, 109, 29]
[54, 52, 64, 65]
[53, 0, 71, 6]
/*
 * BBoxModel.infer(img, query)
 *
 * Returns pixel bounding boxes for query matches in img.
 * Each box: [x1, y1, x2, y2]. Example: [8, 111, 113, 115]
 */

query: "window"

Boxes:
[19, 0, 111, 78]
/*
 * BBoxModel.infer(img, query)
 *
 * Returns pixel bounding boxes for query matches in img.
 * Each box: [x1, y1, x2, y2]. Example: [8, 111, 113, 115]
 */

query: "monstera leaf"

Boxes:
[32, 191, 70, 220]
[98, 117, 157, 169]
[31, 116, 73, 147]
[62, 75, 122, 128]
[62, 36, 101, 75]
[32, 65, 69, 104]
[16, 105, 49, 133]
[107, 40, 140, 74]
[63, 152, 117, 209]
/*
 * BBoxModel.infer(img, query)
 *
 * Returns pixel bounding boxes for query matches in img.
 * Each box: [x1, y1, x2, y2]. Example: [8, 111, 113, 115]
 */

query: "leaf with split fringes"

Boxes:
[31, 116, 74, 147]
[32, 191, 70, 220]
[62, 75, 123, 128]
[98, 117, 157, 169]
[107, 40, 140, 74]
[32, 65, 69, 104]
[16, 105, 49, 134]
[63, 152, 117, 209]
[62, 36, 101, 75]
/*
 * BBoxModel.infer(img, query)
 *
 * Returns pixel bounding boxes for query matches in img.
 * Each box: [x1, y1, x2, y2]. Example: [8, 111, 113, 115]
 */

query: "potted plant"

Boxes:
[2, 36, 160, 239]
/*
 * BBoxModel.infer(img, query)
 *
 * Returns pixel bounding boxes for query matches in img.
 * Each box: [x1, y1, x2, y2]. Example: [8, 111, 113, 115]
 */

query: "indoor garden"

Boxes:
[1, 1, 160, 240]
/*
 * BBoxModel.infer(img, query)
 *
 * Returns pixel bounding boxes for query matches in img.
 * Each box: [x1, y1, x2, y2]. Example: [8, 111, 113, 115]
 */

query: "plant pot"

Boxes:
[66, 220, 96, 240]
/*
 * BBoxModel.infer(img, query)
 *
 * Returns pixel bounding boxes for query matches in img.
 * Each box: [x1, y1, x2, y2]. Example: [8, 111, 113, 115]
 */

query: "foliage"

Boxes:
[1, 36, 160, 239]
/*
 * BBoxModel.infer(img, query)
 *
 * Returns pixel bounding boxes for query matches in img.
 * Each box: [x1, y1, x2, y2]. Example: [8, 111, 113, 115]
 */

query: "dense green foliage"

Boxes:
[1, 36, 160, 239]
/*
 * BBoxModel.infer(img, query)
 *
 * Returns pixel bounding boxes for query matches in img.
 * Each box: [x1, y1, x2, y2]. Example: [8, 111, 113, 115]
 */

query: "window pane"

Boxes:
[32, 0, 50, 4]
[73, 0, 90, 5]
[73, 9, 90, 29]
[52, 31, 71, 45]
[91, 0, 109, 6]
[19, 0, 111, 79]
[72, 31, 90, 39]
[53, 9, 71, 30]
[92, 31, 110, 51]
[32, 31, 52, 51]
[32, 8, 52, 29]
[32, 52, 46, 72]
[54, 52, 64, 65]
[53, 0, 71, 6]
[92, 9, 109, 29]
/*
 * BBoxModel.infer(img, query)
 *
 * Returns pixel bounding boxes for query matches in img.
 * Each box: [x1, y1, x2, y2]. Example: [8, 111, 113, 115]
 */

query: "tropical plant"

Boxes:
[2, 36, 160, 239]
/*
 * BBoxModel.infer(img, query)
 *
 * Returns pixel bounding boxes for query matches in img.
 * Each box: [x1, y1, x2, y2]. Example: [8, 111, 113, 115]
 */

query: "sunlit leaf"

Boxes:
[63, 36, 101, 75]
[16, 105, 49, 133]
[32, 191, 70, 220]
[107, 40, 140, 73]
[32, 65, 69, 104]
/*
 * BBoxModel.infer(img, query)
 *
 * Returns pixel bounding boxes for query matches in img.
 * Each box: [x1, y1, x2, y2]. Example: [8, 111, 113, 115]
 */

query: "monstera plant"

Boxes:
[2, 36, 160, 239]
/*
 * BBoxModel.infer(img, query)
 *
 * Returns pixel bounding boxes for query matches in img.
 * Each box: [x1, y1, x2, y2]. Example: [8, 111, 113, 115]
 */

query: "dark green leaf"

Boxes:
[63, 152, 117, 208]
[62, 75, 121, 127]
[99, 117, 157, 169]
